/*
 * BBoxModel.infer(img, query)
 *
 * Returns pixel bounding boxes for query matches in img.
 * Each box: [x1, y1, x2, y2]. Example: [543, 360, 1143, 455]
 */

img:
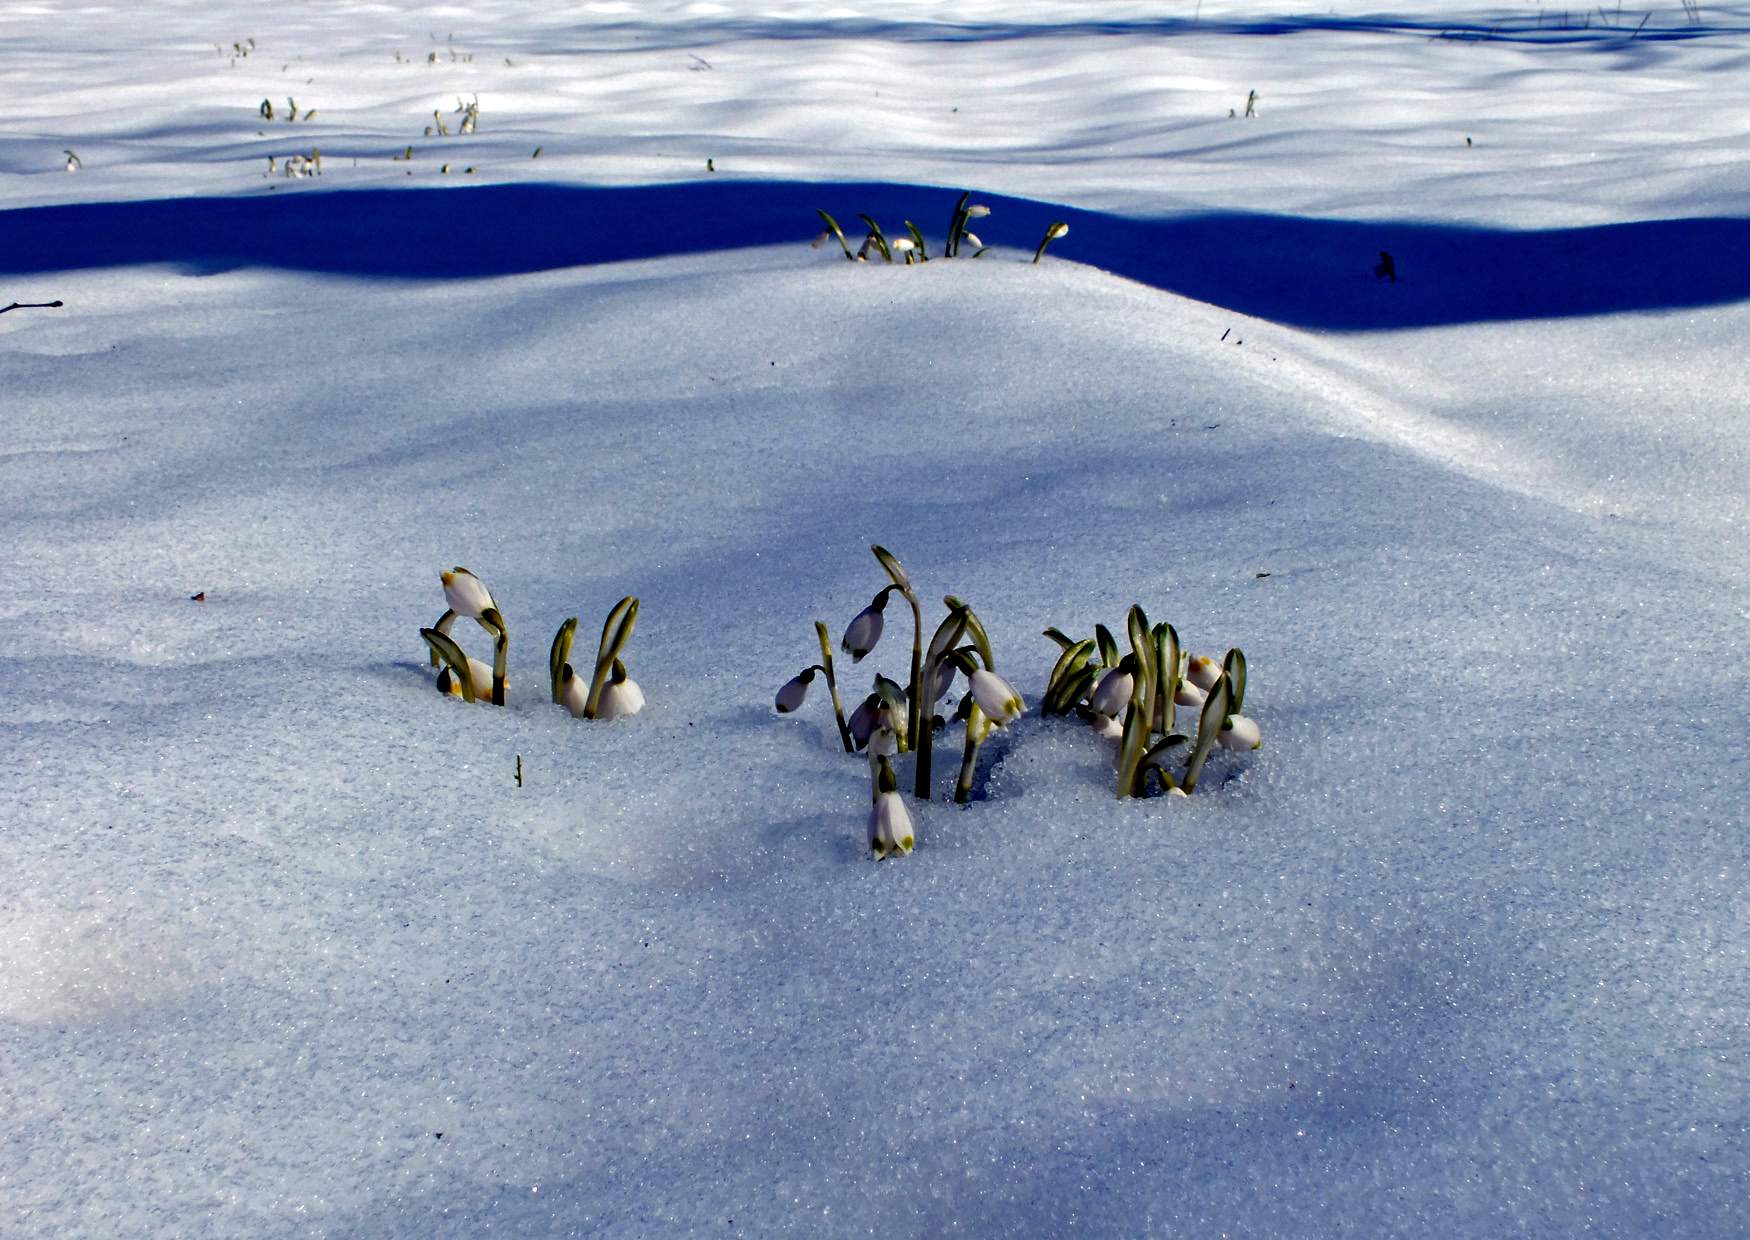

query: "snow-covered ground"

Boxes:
[3, 2, 1747, 1234]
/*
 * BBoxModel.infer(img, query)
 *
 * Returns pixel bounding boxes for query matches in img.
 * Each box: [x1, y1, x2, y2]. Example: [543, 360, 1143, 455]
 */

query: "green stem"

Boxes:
[430, 609, 456, 666]
[954, 705, 987, 803]
[904, 589, 927, 798]
[815, 621, 855, 753]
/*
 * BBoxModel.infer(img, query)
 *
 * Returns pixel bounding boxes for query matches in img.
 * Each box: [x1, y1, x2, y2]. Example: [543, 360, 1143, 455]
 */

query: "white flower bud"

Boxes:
[441, 567, 494, 619]
[1175, 679, 1207, 709]
[841, 602, 886, 662]
[962, 232, 982, 250]
[1089, 711, 1123, 740]
[1217, 713, 1261, 751]
[930, 657, 957, 702]
[597, 675, 645, 720]
[1090, 668, 1134, 717]
[891, 236, 916, 253]
[1047, 221, 1069, 240]
[869, 790, 915, 858]
[1186, 654, 1222, 691]
[967, 668, 1024, 726]
[774, 670, 814, 713]
[966, 204, 991, 218]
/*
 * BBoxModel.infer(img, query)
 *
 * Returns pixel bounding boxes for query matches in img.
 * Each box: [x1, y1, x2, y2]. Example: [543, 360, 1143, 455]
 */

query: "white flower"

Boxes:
[891, 236, 916, 254]
[1186, 654, 1222, 691]
[1217, 713, 1261, 751]
[1046, 221, 1069, 240]
[559, 664, 589, 717]
[1090, 711, 1123, 740]
[869, 790, 915, 858]
[847, 694, 882, 748]
[966, 204, 991, 219]
[441, 567, 494, 620]
[1090, 668, 1134, 717]
[967, 668, 1024, 725]
[841, 602, 886, 662]
[962, 232, 982, 249]
[774, 670, 814, 713]
[930, 656, 958, 702]
[1175, 679, 1207, 709]
[597, 674, 645, 720]
[440, 656, 496, 701]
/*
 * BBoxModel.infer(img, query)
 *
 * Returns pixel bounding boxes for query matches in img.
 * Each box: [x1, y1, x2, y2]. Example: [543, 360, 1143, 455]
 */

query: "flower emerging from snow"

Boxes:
[1186, 654, 1222, 692]
[1090, 667, 1134, 717]
[597, 668, 645, 720]
[967, 668, 1025, 725]
[870, 789, 915, 858]
[439, 656, 496, 701]
[559, 665, 589, 717]
[441, 567, 495, 620]
[1090, 711, 1124, 740]
[1217, 713, 1261, 751]
[1175, 678, 1208, 709]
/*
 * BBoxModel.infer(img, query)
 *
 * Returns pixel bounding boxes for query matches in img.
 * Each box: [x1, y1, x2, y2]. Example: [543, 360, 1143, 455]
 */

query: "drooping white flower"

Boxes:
[930, 656, 957, 702]
[892, 236, 916, 255]
[1090, 667, 1134, 717]
[966, 204, 991, 219]
[1175, 678, 1208, 709]
[967, 668, 1025, 726]
[846, 694, 882, 748]
[774, 669, 814, 713]
[441, 567, 494, 620]
[869, 790, 915, 858]
[597, 673, 645, 720]
[962, 231, 982, 250]
[559, 664, 588, 717]
[439, 656, 496, 702]
[841, 600, 886, 662]
[1089, 711, 1124, 740]
[1186, 654, 1222, 692]
[1217, 713, 1261, 751]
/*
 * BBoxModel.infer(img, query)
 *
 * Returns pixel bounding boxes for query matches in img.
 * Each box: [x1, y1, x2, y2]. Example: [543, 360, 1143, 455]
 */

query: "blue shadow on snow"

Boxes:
[2, 181, 1746, 330]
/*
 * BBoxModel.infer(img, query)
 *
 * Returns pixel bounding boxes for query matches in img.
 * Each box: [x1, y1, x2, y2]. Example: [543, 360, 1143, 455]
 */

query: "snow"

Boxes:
[3, 1, 1748, 1234]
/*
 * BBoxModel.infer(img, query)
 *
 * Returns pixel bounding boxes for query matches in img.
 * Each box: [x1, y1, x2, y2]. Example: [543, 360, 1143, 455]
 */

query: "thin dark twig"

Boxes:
[1, 300, 64, 315]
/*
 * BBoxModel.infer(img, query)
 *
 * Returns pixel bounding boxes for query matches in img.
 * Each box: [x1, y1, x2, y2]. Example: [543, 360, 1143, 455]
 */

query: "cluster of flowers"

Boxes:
[814, 192, 1069, 266]
[775, 546, 1028, 859]
[1041, 606, 1259, 798]
[420, 568, 644, 720]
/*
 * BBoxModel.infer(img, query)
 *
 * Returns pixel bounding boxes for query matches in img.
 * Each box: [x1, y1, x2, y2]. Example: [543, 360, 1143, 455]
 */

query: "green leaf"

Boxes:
[870, 544, 911, 592]
[1223, 647, 1248, 716]
[420, 627, 476, 702]
[1043, 638, 1096, 714]
[549, 617, 578, 704]
[1154, 621, 1181, 734]
[1181, 675, 1233, 794]
[904, 220, 929, 261]
[1054, 664, 1101, 718]
[1095, 624, 1120, 672]
[857, 214, 892, 262]
[816, 209, 853, 260]
[945, 596, 993, 669]
[1115, 699, 1151, 798]
[1042, 626, 1076, 652]
[945, 190, 970, 258]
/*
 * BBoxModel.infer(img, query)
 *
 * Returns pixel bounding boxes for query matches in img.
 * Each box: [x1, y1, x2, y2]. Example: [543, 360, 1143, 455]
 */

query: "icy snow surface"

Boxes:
[3, 1, 1748, 1234]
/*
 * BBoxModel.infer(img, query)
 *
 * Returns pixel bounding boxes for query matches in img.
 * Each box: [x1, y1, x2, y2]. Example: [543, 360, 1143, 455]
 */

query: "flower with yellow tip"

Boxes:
[967, 668, 1025, 726]
[869, 755, 914, 858]
[441, 567, 495, 621]
[438, 656, 496, 701]
[1186, 654, 1222, 692]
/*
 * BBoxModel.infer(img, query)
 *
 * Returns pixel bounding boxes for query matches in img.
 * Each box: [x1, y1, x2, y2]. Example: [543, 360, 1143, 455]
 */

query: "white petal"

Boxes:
[968, 669, 1024, 725]
[774, 673, 811, 713]
[559, 666, 588, 717]
[441, 568, 494, 618]
[597, 677, 645, 720]
[1186, 655, 1222, 692]
[1218, 713, 1261, 751]
[842, 606, 885, 660]
[1090, 668, 1134, 717]
[1175, 679, 1208, 709]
